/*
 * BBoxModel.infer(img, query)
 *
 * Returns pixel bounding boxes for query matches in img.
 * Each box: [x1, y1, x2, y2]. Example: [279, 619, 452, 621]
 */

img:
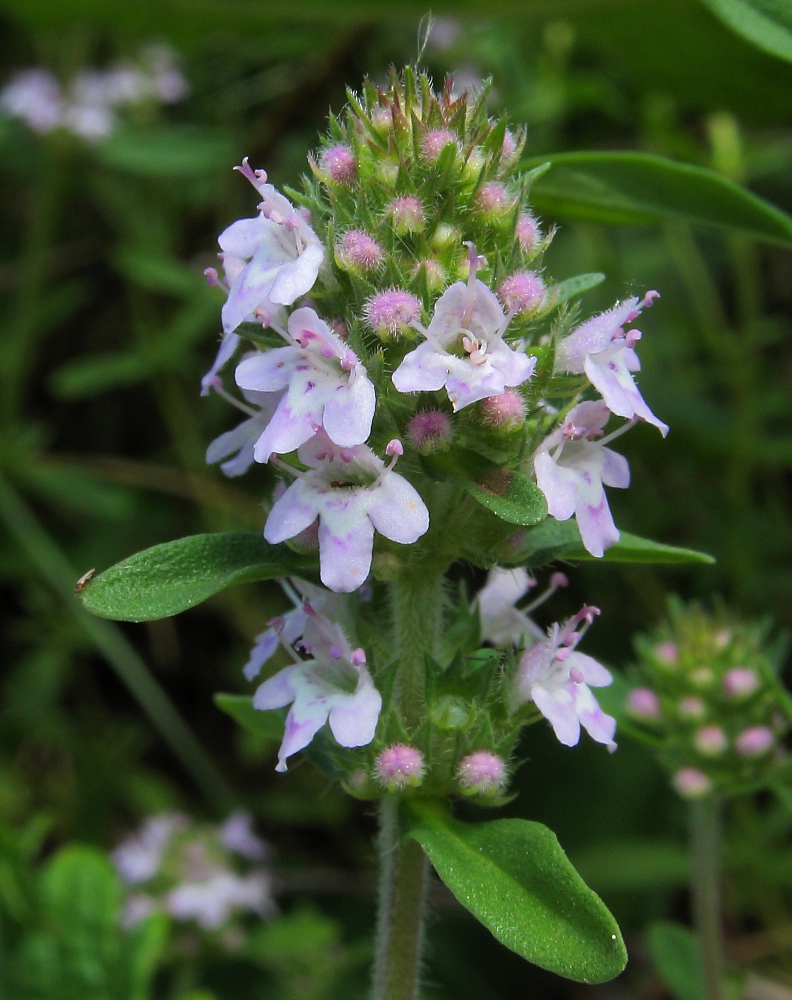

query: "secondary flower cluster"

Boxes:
[113, 811, 275, 935]
[0, 46, 188, 142]
[625, 601, 789, 798]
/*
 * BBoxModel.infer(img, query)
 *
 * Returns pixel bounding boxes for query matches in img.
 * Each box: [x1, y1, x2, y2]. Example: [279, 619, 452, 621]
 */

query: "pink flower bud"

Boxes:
[478, 391, 526, 431]
[387, 196, 425, 235]
[421, 128, 459, 162]
[673, 768, 712, 799]
[412, 258, 445, 293]
[497, 272, 546, 315]
[475, 182, 514, 216]
[626, 688, 662, 720]
[678, 696, 706, 719]
[736, 726, 774, 757]
[456, 752, 506, 795]
[364, 289, 421, 336]
[327, 318, 349, 340]
[695, 725, 727, 757]
[502, 129, 517, 162]
[407, 410, 453, 454]
[375, 745, 425, 790]
[339, 230, 384, 271]
[515, 213, 541, 251]
[320, 144, 357, 184]
[550, 572, 569, 588]
[655, 641, 679, 666]
[723, 668, 759, 698]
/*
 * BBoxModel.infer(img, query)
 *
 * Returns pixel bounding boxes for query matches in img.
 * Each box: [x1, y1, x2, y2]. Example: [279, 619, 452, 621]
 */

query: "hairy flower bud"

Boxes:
[478, 391, 526, 431]
[407, 410, 453, 453]
[475, 182, 515, 218]
[338, 230, 384, 271]
[673, 768, 711, 799]
[723, 668, 759, 698]
[412, 258, 446, 293]
[655, 641, 679, 666]
[695, 725, 727, 756]
[678, 696, 706, 719]
[375, 745, 425, 790]
[498, 272, 546, 315]
[515, 213, 541, 251]
[387, 196, 425, 235]
[456, 752, 506, 796]
[421, 128, 459, 162]
[736, 726, 774, 756]
[364, 289, 421, 337]
[626, 687, 662, 720]
[320, 144, 357, 184]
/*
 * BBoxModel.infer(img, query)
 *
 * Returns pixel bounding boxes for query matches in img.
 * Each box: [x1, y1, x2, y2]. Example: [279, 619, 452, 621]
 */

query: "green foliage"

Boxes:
[647, 921, 706, 1000]
[528, 152, 792, 244]
[405, 802, 627, 984]
[214, 693, 284, 741]
[698, 0, 792, 63]
[79, 533, 317, 621]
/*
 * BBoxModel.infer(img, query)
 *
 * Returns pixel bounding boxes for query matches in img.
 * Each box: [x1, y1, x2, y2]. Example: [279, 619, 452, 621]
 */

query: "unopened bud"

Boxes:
[364, 289, 421, 338]
[735, 726, 774, 757]
[723, 668, 759, 698]
[421, 128, 459, 162]
[407, 410, 453, 454]
[678, 696, 706, 719]
[320, 144, 357, 184]
[430, 223, 459, 251]
[338, 230, 383, 271]
[498, 272, 546, 315]
[478, 391, 526, 431]
[412, 258, 446, 293]
[475, 182, 515, 217]
[375, 745, 425, 790]
[456, 752, 506, 796]
[387, 196, 425, 235]
[695, 725, 727, 757]
[515, 213, 541, 251]
[673, 768, 712, 799]
[655, 641, 679, 666]
[626, 688, 662, 720]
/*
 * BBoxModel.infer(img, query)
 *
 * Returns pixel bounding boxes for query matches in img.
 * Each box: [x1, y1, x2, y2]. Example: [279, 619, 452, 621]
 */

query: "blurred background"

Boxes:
[1, 1, 792, 998]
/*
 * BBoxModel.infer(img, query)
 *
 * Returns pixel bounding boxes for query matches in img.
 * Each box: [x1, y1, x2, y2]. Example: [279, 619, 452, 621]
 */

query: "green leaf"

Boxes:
[698, 0, 792, 63]
[214, 693, 285, 741]
[421, 447, 547, 526]
[647, 921, 706, 1000]
[543, 272, 606, 311]
[503, 519, 714, 568]
[79, 532, 317, 622]
[526, 152, 792, 247]
[405, 803, 627, 984]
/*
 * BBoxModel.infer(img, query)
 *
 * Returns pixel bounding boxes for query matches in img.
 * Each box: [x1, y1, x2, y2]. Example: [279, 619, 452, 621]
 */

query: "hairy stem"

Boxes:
[372, 796, 429, 1000]
[690, 797, 725, 1000]
[390, 568, 444, 728]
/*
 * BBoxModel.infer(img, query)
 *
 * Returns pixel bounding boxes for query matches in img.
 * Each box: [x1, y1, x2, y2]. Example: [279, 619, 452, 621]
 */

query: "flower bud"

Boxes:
[723, 668, 759, 698]
[338, 230, 384, 272]
[735, 726, 774, 757]
[430, 223, 459, 251]
[377, 159, 400, 186]
[501, 129, 518, 163]
[694, 725, 727, 757]
[497, 272, 546, 315]
[478, 391, 526, 431]
[456, 752, 506, 796]
[515, 213, 541, 251]
[375, 745, 425, 790]
[626, 687, 662, 720]
[475, 182, 515, 218]
[387, 196, 425, 235]
[691, 667, 714, 688]
[463, 146, 486, 181]
[364, 289, 421, 337]
[673, 768, 712, 799]
[421, 128, 459, 162]
[407, 410, 453, 453]
[320, 144, 356, 184]
[678, 696, 706, 719]
[655, 641, 679, 666]
[412, 258, 446, 293]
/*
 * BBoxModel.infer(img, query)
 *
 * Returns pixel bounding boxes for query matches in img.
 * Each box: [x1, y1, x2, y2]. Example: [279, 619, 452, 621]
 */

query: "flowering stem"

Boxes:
[690, 797, 725, 1000]
[390, 568, 444, 728]
[372, 796, 429, 1000]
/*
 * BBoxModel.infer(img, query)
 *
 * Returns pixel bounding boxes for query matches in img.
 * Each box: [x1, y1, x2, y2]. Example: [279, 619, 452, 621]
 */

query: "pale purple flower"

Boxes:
[0, 69, 63, 132]
[218, 160, 324, 334]
[478, 567, 539, 646]
[392, 250, 535, 411]
[112, 813, 186, 884]
[205, 389, 281, 477]
[678, 696, 706, 719]
[387, 197, 425, 235]
[219, 812, 267, 861]
[338, 230, 383, 271]
[234, 307, 375, 461]
[475, 182, 515, 216]
[655, 641, 679, 666]
[264, 433, 429, 593]
[253, 604, 382, 771]
[242, 578, 343, 682]
[513, 606, 616, 749]
[534, 400, 631, 558]
[201, 331, 241, 396]
[556, 290, 668, 436]
[376, 745, 425, 789]
[166, 871, 275, 929]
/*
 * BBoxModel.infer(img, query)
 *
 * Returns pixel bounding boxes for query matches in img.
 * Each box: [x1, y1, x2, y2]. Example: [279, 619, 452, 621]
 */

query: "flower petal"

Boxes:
[268, 239, 323, 305]
[264, 479, 321, 544]
[367, 473, 429, 544]
[327, 677, 382, 747]
[317, 510, 375, 593]
[252, 664, 297, 710]
[392, 343, 450, 394]
[531, 684, 581, 747]
[201, 333, 240, 396]
[235, 348, 298, 393]
[322, 375, 376, 448]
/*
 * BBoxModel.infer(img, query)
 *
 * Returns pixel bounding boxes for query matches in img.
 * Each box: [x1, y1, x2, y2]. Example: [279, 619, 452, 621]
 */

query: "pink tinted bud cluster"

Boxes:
[678, 696, 706, 719]
[407, 410, 453, 453]
[456, 752, 506, 795]
[476, 182, 514, 216]
[736, 726, 774, 756]
[501, 129, 517, 162]
[387, 196, 425, 235]
[695, 726, 728, 757]
[723, 668, 759, 698]
[673, 768, 711, 799]
[478, 391, 526, 431]
[498, 272, 546, 315]
[626, 688, 662, 720]
[375, 745, 425, 789]
[339, 230, 383, 271]
[321, 144, 357, 184]
[515, 214, 541, 251]
[655, 642, 679, 666]
[364, 289, 421, 336]
[421, 129, 458, 162]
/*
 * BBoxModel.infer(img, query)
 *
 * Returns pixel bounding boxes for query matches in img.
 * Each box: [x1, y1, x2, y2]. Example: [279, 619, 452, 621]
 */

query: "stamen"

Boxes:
[521, 572, 568, 615]
[234, 157, 266, 190]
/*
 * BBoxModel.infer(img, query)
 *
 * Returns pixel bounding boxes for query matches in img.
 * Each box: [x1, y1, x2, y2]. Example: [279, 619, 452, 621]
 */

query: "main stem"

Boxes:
[372, 796, 430, 1000]
[690, 797, 725, 1000]
[390, 567, 444, 728]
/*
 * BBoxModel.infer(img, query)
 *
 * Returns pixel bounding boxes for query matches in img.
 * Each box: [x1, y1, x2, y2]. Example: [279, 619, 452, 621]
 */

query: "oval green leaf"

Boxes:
[499, 519, 715, 568]
[421, 446, 547, 526]
[698, 0, 792, 64]
[78, 532, 317, 622]
[405, 803, 627, 983]
[214, 693, 284, 741]
[526, 151, 792, 247]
